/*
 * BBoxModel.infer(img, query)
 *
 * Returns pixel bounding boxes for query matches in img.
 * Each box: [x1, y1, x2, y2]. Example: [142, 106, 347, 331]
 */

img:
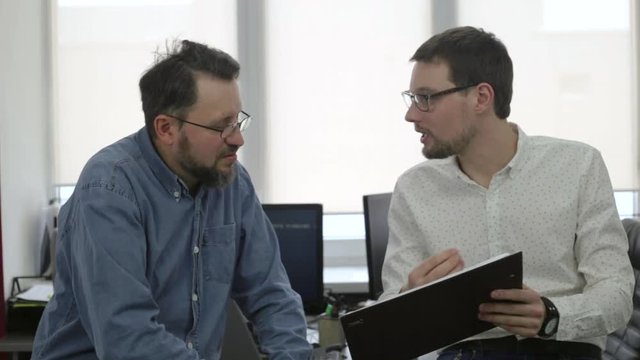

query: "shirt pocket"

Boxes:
[202, 223, 236, 284]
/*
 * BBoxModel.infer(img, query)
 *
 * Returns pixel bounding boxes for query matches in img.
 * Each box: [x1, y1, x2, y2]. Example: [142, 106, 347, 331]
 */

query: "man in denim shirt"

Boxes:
[32, 40, 311, 360]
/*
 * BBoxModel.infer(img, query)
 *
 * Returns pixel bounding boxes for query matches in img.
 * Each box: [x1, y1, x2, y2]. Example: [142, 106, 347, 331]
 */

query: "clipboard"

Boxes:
[340, 252, 523, 360]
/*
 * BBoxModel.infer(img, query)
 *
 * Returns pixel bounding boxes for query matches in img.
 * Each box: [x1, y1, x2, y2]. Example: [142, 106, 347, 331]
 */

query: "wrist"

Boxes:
[537, 296, 559, 338]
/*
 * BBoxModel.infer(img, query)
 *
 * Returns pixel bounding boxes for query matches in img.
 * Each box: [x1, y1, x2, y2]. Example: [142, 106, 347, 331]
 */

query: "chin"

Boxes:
[422, 148, 452, 160]
[216, 165, 237, 187]
[217, 163, 235, 175]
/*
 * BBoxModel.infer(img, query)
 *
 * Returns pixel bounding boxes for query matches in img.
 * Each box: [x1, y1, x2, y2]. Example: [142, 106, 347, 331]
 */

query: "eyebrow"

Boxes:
[205, 114, 236, 128]
[412, 86, 438, 94]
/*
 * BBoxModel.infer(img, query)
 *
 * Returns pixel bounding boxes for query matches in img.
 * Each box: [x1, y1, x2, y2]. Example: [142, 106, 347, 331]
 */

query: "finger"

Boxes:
[478, 312, 540, 329]
[414, 248, 460, 275]
[452, 261, 464, 273]
[406, 249, 462, 289]
[410, 251, 463, 288]
[422, 254, 464, 284]
[497, 324, 539, 338]
[406, 249, 459, 289]
[478, 310, 542, 338]
[479, 302, 544, 318]
[490, 288, 539, 303]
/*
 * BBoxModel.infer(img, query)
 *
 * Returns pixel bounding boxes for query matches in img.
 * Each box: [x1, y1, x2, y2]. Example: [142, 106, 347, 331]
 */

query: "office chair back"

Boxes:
[603, 218, 640, 360]
[220, 300, 263, 360]
[363, 192, 392, 300]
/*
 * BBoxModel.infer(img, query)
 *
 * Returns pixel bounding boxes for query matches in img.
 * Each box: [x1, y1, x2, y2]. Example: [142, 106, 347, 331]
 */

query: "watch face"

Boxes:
[545, 318, 559, 334]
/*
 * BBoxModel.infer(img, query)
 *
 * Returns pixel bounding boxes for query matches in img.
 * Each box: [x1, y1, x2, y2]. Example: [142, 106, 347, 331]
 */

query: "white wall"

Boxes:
[0, 0, 52, 299]
[458, 0, 637, 190]
[0, 1, 638, 305]
[54, 0, 238, 185]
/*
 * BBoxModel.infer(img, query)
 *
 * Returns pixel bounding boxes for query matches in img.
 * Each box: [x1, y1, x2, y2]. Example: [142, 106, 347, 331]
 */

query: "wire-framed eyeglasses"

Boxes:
[401, 84, 478, 112]
[165, 111, 252, 139]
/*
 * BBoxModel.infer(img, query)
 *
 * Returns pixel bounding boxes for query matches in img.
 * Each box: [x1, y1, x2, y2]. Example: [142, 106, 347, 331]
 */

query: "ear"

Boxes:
[154, 115, 179, 145]
[474, 82, 495, 114]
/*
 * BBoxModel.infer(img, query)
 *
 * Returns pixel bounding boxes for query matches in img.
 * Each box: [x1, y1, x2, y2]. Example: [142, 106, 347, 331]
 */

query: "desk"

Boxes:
[0, 334, 34, 360]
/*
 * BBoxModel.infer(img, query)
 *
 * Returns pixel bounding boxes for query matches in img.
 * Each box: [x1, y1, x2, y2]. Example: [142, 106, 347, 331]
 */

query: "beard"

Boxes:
[422, 124, 477, 159]
[176, 132, 237, 188]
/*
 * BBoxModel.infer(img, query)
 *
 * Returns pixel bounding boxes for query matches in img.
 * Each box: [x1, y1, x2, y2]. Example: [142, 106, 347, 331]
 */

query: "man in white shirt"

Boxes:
[381, 26, 634, 359]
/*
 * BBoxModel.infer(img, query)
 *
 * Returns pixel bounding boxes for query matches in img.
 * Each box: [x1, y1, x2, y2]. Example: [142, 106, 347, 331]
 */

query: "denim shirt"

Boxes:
[32, 128, 311, 360]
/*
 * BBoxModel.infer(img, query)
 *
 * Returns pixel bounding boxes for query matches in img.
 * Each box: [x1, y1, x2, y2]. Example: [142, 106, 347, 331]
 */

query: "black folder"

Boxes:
[340, 252, 523, 360]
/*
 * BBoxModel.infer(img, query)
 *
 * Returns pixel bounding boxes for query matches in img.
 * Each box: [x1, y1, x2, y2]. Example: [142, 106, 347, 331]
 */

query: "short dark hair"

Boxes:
[411, 26, 513, 119]
[139, 40, 240, 138]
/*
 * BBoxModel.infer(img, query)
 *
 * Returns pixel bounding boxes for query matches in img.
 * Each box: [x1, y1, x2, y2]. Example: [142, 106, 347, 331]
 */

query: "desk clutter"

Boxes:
[307, 326, 349, 360]
[7, 276, 52, 335]
[4, 280, 356, 360]
[305, 292, 355, 360]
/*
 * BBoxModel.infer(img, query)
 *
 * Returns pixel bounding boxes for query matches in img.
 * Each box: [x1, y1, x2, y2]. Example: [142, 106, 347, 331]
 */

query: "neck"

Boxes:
[152, 137, 200, 194]
[456, 120, 518, 188]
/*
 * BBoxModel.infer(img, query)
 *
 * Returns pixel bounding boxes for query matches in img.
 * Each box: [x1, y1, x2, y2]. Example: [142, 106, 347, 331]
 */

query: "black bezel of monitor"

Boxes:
[363, 193, 392, 300]
[262, 203, 324, 315]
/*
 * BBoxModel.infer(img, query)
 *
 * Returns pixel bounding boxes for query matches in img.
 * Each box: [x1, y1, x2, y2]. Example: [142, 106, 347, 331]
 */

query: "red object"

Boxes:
[0, 189, 5, 338]
[0, 188, 8, 360]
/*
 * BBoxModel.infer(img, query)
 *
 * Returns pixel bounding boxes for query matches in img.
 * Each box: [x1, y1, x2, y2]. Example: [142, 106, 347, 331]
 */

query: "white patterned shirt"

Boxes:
[381, 126, 634, 349]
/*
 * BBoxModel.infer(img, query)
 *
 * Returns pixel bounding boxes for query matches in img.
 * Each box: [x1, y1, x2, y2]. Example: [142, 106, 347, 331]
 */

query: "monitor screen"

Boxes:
[614, 190, 640, 219]
[363, 193, 392, 300]
[262, 204, 324, 314]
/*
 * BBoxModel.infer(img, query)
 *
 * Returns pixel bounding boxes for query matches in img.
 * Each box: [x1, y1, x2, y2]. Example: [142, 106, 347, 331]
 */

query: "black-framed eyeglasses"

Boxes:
[401, 84, 478, 112]
[165, 111, 252, 139]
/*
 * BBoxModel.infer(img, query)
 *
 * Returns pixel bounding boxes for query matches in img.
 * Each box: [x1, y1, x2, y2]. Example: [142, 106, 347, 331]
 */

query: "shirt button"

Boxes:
[193, 246, 200, 254]
[173, 190, 180, 198]
[187, 341, 193, 350]
[192, 293, 198, 302]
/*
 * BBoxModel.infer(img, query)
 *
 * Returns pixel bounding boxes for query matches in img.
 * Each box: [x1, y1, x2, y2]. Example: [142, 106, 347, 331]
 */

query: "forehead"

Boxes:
[409, 61, 453, 92]
[191, 74, 241, 118]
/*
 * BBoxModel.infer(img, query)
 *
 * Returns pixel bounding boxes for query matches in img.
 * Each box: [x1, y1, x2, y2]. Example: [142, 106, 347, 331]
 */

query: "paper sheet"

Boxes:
[16, 282, 54, 302]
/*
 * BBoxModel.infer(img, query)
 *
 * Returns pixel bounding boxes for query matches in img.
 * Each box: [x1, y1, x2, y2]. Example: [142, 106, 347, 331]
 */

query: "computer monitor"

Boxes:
[614, 189, 640, 219]
[363, 193, 392, 300]
[262, 204, 324, 315]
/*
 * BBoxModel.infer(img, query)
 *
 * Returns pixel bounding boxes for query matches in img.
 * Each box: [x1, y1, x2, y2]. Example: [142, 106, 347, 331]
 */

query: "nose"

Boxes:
[224, 127, 245, 147]
[404, 104, 421, 124]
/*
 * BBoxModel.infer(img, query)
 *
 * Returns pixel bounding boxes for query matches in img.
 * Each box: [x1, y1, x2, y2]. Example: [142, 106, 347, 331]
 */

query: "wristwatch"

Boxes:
[538, 296, 559, 338]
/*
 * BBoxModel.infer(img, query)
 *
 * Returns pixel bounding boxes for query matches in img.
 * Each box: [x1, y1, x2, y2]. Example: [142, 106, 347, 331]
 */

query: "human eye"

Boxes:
[208, 116, 234, 131]
[415, 94, 430, 106]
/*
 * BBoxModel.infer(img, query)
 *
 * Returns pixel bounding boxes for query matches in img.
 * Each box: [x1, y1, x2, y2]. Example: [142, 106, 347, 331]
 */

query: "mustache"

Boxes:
[220, 145, 239, 157]
[415, 126, 431, 136]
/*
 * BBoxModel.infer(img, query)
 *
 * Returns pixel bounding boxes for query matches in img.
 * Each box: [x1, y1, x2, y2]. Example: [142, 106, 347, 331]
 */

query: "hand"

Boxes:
[477, 284, 546, 337]
[401, 248, 464, 292]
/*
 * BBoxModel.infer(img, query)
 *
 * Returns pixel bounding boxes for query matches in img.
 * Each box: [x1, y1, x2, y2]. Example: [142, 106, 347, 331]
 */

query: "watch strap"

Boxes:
[538, 296, 559, 338]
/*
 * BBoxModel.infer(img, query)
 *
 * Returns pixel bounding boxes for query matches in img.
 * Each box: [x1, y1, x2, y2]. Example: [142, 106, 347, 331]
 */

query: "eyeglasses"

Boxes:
[401, 84, 478, 112]
[165, 111, 252, 139]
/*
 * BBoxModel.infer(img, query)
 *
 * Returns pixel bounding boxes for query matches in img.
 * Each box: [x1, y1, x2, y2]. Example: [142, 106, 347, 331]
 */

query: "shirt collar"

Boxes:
[135, 127, 188, 198]
[439, 123, 529, 180]
[504, 123, 528, 178]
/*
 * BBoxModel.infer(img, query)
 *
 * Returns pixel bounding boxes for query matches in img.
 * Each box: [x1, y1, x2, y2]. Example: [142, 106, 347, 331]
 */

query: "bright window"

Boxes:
[53, 0, 237, 184]
[53, 0, 638, 243]
[457, 0, 636, 189]
[262, 0, 429, 212]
